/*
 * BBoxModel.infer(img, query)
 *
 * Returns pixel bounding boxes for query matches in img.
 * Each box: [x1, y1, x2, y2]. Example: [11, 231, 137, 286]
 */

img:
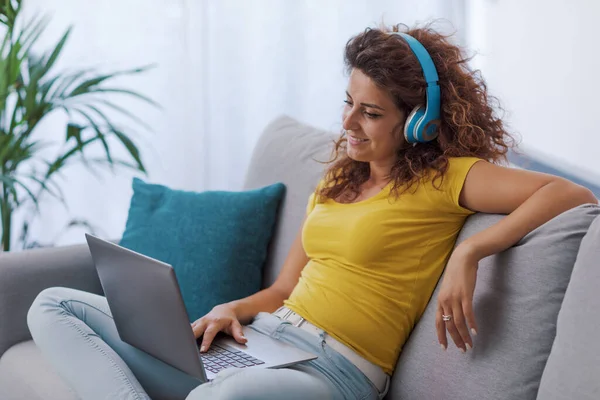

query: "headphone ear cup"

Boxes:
[404, 106, 425, 143]
[421, 120, 440, 142]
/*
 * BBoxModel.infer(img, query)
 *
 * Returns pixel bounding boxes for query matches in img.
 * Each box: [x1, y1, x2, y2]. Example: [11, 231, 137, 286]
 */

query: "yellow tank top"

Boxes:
[284, 157, 482, 374]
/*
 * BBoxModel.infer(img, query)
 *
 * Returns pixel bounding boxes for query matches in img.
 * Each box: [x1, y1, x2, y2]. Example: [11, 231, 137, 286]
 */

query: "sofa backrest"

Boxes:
[391, 205, 600, 400]
[243, 115, 334, 287]
[536, 214, 600, 400]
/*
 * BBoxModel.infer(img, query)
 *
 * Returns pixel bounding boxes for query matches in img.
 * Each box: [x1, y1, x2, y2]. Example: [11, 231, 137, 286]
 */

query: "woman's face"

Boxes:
[342, 69, 406, 164]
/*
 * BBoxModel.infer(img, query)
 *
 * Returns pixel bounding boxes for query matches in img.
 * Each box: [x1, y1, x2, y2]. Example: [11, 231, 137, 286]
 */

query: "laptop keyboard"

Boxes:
[200, 344, 265, 374]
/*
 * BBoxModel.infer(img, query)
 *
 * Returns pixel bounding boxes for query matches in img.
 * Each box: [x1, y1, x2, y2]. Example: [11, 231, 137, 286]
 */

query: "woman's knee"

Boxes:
[185, 368, 334, 400]
[27, 287, 84, 334]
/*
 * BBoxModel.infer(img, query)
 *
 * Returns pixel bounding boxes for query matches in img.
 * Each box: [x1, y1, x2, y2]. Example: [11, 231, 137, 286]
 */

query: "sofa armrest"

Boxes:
[0, 243, 103, 358]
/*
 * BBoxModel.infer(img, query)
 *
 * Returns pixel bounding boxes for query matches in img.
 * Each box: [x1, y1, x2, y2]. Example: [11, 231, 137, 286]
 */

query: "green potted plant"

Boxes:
[0, 0, 157, 251]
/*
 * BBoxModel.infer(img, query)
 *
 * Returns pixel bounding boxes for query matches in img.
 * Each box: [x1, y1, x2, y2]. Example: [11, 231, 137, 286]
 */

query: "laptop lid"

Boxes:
[85, 234, 206, 380]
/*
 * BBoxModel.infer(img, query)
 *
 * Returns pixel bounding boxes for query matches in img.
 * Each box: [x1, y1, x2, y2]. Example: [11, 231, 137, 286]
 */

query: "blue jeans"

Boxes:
[27, 287, 388, 400]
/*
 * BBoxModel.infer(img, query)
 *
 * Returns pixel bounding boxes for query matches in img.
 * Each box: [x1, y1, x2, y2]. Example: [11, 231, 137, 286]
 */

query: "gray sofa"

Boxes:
[1, 115, 599, 400]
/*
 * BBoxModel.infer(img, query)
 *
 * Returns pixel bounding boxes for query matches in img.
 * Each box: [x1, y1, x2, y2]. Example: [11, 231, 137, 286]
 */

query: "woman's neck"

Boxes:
[368, 162, 394, 187]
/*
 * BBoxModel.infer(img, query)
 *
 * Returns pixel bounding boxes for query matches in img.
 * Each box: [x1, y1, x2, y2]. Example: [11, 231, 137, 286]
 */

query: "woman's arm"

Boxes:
[436, 161, 597, 352]
[458, 161, 598, 259]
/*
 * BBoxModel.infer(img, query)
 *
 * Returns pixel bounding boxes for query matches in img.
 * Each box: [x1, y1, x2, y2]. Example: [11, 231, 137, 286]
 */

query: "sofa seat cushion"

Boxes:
[536, 214, 600, 400]
[0, 340, 78, 400]
[389, 204, 600, 400]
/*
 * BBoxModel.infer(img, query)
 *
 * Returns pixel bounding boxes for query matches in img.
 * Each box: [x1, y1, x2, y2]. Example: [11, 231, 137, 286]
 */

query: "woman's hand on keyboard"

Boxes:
[191, 303, 248, 352]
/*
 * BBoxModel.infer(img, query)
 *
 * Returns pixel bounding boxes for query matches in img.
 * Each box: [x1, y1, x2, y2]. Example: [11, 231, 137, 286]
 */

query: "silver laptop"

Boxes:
[84, 234, 317, 382]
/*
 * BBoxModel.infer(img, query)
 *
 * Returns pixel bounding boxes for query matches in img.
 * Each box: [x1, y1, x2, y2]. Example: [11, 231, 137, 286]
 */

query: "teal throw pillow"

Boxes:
[119, 178, 286, 322]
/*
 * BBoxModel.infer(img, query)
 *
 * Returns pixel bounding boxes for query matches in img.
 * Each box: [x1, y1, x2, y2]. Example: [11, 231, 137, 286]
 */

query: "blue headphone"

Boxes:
[392, 32, 441, 143]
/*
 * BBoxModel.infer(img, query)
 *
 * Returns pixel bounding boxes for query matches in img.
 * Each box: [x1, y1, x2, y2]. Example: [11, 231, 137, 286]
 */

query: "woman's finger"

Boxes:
[228, 319, 248, 344]
[452, 301, 473, 350]
[442, 306, 466, 352]
[192, 319, 208, 339]
[462, 298, 478, 338]
[436, 307, 448, 351]
[199, 324, 219, 352]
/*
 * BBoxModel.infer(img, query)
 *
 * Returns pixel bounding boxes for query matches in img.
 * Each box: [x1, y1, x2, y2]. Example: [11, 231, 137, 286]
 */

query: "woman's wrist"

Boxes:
[453, 240, 483, 268]
[227, 287, 287, 325]
[226, 299, 244, 319]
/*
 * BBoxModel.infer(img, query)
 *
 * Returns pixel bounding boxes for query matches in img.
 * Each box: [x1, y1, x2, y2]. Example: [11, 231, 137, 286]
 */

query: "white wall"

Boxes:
[466, 0, 600, 181]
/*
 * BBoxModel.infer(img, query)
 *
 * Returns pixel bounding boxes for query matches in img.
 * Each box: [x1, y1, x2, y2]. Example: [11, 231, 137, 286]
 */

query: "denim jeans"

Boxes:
[27, 287, 388, 400]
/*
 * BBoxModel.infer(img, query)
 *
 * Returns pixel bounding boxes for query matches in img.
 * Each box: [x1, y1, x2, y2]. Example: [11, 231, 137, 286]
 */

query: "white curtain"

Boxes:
[15, 0, 465, 248]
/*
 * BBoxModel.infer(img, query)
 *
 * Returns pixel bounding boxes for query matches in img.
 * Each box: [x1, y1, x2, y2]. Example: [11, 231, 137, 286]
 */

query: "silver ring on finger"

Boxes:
[442, 314, 453, 322]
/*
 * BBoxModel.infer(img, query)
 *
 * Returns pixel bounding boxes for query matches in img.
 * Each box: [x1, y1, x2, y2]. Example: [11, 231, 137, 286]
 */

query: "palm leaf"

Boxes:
[65, 64, 156, 98]
[112, 129, 145, 173]
[41, 27, 70, 77]
[7, 87, 24, 134]
[49, 68, 95, 100]
[44, 136, 99, 178]
[72, 107, 113, 166]
[82, 87, 160, 107]
[80, 103, 119, 131]
[65, 218, 98, 231]
[16, 172, 66, 206]
[0, 28, 10, 61]
[0, 136, 42, 171]
[85, 157, 142, 170]
[89, 99, 153, 132]
[15, 14, 48, 59]
[0, 174, 38, 208]
[37, 74, 62, 106]
[0, 0, 21, 28]
[80, 104, 146, 173]
[0, 175, 19, 203]
[0, 134, 15, 163]
[66, 123, 84, 148]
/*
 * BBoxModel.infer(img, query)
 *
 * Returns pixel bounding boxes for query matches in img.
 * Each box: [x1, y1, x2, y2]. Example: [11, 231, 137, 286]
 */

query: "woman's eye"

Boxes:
[343, 100, 381, 119]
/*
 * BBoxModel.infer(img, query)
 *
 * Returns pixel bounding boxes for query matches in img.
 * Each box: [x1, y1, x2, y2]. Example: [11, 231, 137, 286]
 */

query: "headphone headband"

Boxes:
[394, 32, 439, 85]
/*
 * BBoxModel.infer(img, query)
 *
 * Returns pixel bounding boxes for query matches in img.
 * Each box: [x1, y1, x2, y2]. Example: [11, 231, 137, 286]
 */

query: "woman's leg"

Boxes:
[186, 366, 336, 400]
[27, 286, 203, 400]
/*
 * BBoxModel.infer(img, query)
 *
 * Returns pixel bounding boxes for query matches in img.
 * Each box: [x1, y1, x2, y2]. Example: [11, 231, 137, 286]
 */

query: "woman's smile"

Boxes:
[348, 135, 370, 146]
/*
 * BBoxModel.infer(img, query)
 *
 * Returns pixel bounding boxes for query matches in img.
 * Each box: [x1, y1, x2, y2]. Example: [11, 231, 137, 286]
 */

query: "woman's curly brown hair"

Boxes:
[319, 22, 516, 202]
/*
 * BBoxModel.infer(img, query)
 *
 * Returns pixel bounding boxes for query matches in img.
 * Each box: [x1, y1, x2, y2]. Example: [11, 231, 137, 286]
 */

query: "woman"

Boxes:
[27, 23, 596, 400]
